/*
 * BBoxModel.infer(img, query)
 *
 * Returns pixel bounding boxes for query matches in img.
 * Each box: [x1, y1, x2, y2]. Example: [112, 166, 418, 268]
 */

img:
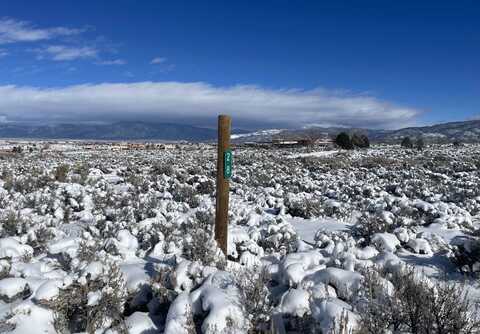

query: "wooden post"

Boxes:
[215, 115, 231, 256]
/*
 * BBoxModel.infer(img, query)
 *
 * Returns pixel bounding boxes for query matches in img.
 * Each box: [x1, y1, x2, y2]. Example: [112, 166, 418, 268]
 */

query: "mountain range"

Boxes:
[0, 122, 222, 142]
[235, 120, 480, 144]
[0, 120, 479, 143]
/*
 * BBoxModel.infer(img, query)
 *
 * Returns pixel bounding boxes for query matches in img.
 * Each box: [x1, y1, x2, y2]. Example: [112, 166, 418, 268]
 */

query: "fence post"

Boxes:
[215, 115, 231, 256]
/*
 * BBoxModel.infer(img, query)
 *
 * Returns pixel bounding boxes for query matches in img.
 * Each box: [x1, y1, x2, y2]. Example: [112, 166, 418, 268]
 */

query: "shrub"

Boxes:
[12, 146, 23, 153]
[0, 259, 11, 279]
[152, 162, 175, 176]
[181, 211, 225, 268]
[30, 227, 55, 255]
[196, 179, 215, 195]
[235, 266, 274, 333]
[451, 237, 480, 275]
[352, 213, 392, 245]
[335, 132, 354, 150]
[51, 262, 127, 334]
[55, 164, 70, 182]
[171, 185, 200, 208]
[72, 163, 90, 184]
[357, 266, 480, 334]
[284, 196, 323, 219]
[0, 211, 22, 237]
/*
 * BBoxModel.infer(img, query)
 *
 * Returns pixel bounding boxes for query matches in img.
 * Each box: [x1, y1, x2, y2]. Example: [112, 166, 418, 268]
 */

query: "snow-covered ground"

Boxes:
[0, 143, 479, 333]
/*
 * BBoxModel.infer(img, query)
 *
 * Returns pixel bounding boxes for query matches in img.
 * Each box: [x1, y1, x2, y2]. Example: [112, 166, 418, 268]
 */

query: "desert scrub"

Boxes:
[71, 162, 90, 184]
[55, 164, 70, 182]
[284, 195, 323, 219]
[152, 162, 175, 176]
[0, 211, 28, 237]
[257, 217, 298, 255]
[77, 239, 103, 263]
[171, 184, 200, 208]
[356, 266, 480, 334]
[352, 213, 394, 246]
[51, 262, 127, 334]
[235, 266, 274, 333]
[196, 179, 215, 195]
[29, 226, 55, 255]
[0, 259, 11, 279]
[181, 210, 226, 268]
[450, 237, 480, 276]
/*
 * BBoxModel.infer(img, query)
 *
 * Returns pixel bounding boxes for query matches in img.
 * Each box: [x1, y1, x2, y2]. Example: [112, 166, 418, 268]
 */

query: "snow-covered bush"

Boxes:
[352, 213, 394, 246]
[284, 195, 323, 219]
[356, 266, 480, 334]
[181, 210, 226, 268]
[234, 266, 274, 333]
[152, 161, 175, 176]
[1, 142, 479, 332]
[171, 184, 200, 208]
[451, 236, 480, 275]
[54, 164, 70, 182]
[51, 262, 127, 333]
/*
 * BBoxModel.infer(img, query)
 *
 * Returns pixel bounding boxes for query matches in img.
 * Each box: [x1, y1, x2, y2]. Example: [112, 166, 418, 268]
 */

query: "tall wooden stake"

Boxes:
[215, 115, 231, 256]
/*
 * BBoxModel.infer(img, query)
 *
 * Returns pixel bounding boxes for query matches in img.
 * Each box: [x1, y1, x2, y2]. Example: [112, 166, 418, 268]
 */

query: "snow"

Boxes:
[0, 278, 29, 302]
[371, 233, 401, 252]
[303, 267, 363, 300]
[289, 150, 339, 159]
[287, 217, 350, 243]
[1, 142, 479, 332]
[125, 312, 159, 334]
[33, 279, 63, 303]
[0, 238, 33, 259]
[6, 301, 56, 334]
[278, 288, 310, 317]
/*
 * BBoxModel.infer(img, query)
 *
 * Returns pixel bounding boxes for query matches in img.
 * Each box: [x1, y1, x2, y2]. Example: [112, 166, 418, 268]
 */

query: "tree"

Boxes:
[453, 140, 462, 147]
[401, 137, 413, 149]
[335, 132, 354, 150]
[415, 137, 425, 150]
[352, 133, 370, 148]
[12, 146, 23, 154]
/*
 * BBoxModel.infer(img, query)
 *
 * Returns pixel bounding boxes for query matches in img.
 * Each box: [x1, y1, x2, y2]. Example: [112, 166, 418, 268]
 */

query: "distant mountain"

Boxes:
[377, 120, 480, 143]
[0, 121, 223, 141]
[232, 120, 480, 144]
[1, 119, 479, 143]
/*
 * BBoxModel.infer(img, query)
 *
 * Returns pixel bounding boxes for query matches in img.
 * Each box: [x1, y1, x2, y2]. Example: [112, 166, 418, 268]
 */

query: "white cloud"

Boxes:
[0, 82, 420, 129]
[150, 57, 166, 64]
[96, 59, 127, 65]
[0, 17, 83, 44]
[35, 45, 98, 61]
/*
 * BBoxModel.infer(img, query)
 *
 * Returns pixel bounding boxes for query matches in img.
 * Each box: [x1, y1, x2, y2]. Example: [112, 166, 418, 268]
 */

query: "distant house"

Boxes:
[272, 138, 334, 147]
[241, 137, 334, 148]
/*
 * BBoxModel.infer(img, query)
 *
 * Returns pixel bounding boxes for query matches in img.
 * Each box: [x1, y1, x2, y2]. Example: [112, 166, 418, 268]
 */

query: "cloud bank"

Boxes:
[0, 82, 419, 129]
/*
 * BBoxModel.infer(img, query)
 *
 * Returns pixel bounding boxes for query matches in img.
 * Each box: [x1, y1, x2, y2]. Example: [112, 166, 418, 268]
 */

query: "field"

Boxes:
[1, 143, 480, 333]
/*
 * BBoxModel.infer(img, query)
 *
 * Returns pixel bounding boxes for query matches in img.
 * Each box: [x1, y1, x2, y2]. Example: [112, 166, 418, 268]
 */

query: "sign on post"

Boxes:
[224, 149, 232, 179]
[215, 115, 231, 256]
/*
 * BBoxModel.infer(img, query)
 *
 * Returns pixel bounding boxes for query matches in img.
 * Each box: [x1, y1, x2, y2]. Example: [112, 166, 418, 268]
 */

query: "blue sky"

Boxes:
[0, 0, 478, 129]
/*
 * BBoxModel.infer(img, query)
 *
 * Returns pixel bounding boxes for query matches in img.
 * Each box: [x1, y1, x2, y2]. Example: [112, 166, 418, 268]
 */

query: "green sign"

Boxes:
[224, 149, 233, 179]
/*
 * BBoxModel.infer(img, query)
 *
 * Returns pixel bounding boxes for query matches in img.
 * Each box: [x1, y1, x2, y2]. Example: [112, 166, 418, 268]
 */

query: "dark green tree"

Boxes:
[335, 132, 354, 150]
[415, 137, 425, 150]
[401, 137, 414, 149]
[352, 133, 370, 148]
